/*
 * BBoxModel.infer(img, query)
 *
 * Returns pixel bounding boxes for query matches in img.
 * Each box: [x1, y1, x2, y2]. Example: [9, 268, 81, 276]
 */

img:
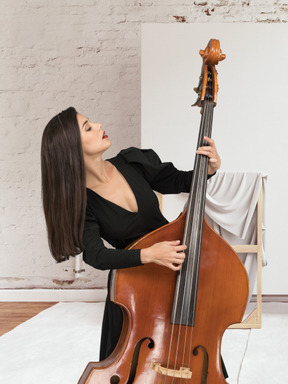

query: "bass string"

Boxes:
[163, 227, 187, 382]
[168, 102, 214, 384]
[164, 221, 190, 383]
[171, 111, 208, 381]
[179, 102, 210, 383]
[163, 187, 197, 383]
[178, 102, 213, 383]
[185, 102, 214, 383]
[165, 102, 214, 384]
[163, 106, 206, 384]
[163, 117, 206, 383]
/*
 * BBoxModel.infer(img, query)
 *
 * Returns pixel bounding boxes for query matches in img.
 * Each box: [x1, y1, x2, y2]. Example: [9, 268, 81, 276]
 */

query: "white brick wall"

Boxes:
[1, 1, 287, 292]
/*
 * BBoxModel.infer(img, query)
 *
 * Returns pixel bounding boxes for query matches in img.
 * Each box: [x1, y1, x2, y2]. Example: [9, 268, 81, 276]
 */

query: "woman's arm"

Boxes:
[83, 216, 142, 270]
[119, 144, 220, 196]
[83, 216, 186, 272]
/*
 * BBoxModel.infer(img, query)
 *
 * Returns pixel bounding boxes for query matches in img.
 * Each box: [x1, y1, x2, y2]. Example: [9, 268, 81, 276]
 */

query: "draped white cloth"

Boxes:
[205, 172, 267, 299]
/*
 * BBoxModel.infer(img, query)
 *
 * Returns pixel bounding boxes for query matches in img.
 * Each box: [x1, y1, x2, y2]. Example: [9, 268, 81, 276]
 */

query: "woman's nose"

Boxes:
[92, 122, 102, 130]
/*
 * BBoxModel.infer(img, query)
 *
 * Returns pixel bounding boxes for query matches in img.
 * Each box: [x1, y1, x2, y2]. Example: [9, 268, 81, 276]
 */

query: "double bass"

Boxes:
[78, 39, 249, 384]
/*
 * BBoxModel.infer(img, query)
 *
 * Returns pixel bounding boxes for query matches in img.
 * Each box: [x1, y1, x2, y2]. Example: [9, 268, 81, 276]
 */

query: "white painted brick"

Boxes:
[1, 0, 288, 292]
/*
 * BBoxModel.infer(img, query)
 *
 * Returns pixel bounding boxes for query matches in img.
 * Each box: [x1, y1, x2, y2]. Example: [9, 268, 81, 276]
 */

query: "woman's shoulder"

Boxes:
[110, 147, 161, 166]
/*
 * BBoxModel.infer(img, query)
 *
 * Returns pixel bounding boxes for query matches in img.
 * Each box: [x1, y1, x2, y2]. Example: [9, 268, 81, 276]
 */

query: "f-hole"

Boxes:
[193, 345, 209, 384]
[126, 337, 154, 384]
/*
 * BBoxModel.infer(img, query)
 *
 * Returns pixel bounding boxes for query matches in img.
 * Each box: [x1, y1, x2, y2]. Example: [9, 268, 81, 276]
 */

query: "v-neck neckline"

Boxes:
[86, 159, 139, 214]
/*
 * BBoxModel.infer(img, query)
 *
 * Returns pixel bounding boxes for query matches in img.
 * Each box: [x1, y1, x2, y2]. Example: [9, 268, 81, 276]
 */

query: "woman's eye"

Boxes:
[86, 126, 92, 131]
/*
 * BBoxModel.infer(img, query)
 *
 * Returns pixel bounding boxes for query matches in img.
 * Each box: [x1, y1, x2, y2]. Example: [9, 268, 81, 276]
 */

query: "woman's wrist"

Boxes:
[140, 248, 151, 264]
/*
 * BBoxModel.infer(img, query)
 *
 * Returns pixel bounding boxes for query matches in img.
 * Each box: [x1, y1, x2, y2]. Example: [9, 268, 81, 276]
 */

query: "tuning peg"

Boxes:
[219, 53, 226, 61]
[199, 49, 208, 60]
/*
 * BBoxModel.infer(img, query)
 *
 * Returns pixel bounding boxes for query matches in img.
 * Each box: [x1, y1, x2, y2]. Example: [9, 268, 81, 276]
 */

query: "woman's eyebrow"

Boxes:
[82, 120, 88, 129]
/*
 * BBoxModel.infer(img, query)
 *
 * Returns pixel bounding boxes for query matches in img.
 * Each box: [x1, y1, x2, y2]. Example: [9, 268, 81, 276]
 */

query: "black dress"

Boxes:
[82, 147, 227, 377]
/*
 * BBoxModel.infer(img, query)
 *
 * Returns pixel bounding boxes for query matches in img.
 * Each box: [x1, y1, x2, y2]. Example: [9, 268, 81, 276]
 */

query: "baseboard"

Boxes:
[0, 289, 107, 302]
[0, 290, 287, 303]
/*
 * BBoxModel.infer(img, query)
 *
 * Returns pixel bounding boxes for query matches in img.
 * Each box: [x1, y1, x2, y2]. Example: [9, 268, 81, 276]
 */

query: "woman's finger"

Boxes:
[168, 263, 182, 271]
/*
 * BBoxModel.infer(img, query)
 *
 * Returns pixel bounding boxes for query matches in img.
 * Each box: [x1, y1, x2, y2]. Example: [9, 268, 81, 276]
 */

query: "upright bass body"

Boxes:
[78, 39, 249, 384]
[79, 213, 249, 384]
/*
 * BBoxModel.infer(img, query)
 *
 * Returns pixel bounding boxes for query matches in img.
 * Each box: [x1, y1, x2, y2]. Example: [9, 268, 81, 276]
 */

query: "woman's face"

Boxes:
[77, 113, 111, 157]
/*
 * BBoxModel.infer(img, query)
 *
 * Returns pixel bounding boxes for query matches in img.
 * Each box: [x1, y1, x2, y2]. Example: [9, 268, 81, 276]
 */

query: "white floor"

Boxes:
[0, 302, 287, 384]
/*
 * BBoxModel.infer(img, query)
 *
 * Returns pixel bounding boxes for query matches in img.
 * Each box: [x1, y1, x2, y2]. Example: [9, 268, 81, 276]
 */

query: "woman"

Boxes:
[41, 106, 224, 374]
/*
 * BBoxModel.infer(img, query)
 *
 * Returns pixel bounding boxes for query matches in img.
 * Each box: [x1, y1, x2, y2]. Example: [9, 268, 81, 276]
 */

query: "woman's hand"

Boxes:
[196, 136, 221, 175]
[140, 240, 187, 271]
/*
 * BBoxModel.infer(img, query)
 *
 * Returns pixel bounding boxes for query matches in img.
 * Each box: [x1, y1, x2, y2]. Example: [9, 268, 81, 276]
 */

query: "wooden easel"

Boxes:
[229, 185, 263, 329]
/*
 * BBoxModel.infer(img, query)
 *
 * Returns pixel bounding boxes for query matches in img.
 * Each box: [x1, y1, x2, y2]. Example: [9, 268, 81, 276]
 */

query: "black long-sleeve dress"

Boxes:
[82, 147, 227, 377]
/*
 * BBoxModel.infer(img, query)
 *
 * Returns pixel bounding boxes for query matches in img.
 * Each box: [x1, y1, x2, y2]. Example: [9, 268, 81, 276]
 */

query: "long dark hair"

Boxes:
[41, 107, 87, 262]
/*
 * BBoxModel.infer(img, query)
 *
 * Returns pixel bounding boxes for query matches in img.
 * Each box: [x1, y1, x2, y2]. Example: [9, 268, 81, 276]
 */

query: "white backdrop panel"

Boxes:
[141, 23, 288, 294]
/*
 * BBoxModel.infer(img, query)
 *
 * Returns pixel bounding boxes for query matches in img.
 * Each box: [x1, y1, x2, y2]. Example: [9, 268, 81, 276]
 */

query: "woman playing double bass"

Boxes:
[41, 106, 226, 378]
